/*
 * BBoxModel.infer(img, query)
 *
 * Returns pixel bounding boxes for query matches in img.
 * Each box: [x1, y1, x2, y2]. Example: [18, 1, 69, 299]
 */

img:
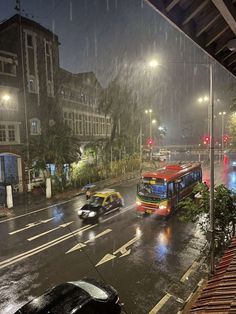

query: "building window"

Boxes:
[0, 55, 17, 76]
[0, 125, 6, 142]
[30, 118, 41, 135]
[25, 31, 38, 93]
[63, 111, 73, 131]
[75, 113, 83, 135]
[0, 123, 20, 143]
[45, 41, 54, 97]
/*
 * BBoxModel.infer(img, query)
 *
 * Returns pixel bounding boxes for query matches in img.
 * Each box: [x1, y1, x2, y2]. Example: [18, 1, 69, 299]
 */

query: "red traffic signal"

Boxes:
[223, 135, 229, 143]
[203, 135, 210, 145]
[147, 138, 154, 146]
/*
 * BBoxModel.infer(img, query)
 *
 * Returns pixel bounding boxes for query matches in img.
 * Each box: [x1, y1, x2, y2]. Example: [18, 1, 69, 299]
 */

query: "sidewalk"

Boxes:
[0, 171, 140, 220]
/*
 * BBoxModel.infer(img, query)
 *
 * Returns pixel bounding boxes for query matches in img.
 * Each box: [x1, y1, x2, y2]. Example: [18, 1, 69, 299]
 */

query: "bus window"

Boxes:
[137, 178, 167, 199]
[168, 182, 174, 197]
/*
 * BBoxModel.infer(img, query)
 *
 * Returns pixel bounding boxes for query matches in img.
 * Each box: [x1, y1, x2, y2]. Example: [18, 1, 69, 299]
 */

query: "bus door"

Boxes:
[168, 181, 177, 211]
[174, 180, 181, 204]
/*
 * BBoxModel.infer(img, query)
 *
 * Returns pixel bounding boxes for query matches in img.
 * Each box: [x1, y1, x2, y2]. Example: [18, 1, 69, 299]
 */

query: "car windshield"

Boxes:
[89, 196, 104, 207]
[137, 178, 167, 199]
[71, 281, 108, 300]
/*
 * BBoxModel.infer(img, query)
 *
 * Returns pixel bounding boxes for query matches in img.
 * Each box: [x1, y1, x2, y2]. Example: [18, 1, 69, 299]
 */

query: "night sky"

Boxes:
[1, 0, 236, 142]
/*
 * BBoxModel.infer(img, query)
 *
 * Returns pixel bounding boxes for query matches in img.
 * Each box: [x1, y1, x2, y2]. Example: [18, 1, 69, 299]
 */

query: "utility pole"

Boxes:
[209, 63, 215, 274]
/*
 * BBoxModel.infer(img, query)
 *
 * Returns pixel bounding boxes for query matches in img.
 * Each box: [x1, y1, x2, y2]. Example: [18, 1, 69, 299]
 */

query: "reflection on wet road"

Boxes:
[0, 161, 235, 313]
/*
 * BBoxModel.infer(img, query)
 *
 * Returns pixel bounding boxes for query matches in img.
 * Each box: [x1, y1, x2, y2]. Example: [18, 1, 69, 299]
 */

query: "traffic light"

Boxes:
[203, 135, 210, 145]
[223, 135, 229, 143]
[147, 138, 154, 146]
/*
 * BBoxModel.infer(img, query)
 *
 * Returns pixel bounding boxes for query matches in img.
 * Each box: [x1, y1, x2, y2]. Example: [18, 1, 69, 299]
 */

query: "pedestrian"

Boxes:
[86, 188, 91, 200]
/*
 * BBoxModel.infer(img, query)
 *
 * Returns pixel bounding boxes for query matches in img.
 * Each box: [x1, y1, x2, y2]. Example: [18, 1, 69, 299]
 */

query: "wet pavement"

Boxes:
[0, 159, 235, 314]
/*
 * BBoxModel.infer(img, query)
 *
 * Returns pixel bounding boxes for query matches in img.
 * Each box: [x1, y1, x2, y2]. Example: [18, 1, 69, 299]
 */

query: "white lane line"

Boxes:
[9, 218, 54, 235]
[66, 228, 112, 254]
[27, 221, 74, 241]
[0, 203, 135, 269]
[180, 261, 199, 282]
[0, 198, 77, 224]
[148, 293, 171, 314]
[0, 224, 95, 270]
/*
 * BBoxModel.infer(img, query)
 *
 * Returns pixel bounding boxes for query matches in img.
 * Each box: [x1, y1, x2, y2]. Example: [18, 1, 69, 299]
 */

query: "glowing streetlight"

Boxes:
[148, 59, 159, 68]
[152, 119, 156, 124]
[2, 94, 10, 101]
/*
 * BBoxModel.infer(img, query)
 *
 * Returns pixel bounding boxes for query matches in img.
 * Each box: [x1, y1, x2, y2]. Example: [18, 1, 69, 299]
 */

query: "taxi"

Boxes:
[78, 189, 124, 221]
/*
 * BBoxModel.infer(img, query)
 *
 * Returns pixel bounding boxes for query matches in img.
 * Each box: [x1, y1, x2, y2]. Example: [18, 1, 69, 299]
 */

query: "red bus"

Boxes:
[136, 163, 202, 217]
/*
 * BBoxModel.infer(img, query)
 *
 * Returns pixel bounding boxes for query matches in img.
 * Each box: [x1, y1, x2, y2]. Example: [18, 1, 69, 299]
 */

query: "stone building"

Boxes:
[0, 14, 110, 192]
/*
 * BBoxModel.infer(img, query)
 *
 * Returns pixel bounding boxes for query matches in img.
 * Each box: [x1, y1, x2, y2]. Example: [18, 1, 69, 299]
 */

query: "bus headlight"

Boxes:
[136, 200, 142, 206]
[159, 205, 167, 210]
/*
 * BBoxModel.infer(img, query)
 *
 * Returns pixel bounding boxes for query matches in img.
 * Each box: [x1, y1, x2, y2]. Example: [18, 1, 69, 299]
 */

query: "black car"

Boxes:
[15, 278, 121, 314]
[78, 190, 124, 221]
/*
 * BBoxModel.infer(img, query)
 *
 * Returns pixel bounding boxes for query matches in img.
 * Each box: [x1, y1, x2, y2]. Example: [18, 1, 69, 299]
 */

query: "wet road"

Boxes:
[0, 160, 236, 314]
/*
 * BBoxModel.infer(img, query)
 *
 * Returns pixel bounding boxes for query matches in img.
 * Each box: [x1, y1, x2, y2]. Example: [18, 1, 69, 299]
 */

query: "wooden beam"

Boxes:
[183, 0, 209, 25]
[165, 0, 180, 12]
[196, 13, 221, 37]
[227, 54, 236, 66]
[212, 0, 236, 35]
[205, 25, 229, 47]
[222, 50, 236, 62]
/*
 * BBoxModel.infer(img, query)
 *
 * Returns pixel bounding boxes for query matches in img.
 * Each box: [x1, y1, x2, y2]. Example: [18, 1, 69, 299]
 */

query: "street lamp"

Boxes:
[148, 58, 215, 273]
[2, 94, 10, 102]
[219, 111, 226, 153]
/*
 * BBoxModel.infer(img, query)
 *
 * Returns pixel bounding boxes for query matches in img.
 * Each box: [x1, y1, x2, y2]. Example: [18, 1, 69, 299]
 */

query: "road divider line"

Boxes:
[9, 218, 55, 235]
[0, 198, 78, 224]
[27, 221, 74, 241]
[180, 261, 199, 282]
[148, 293, 171, 314]
[66, 228, 112, 254]
[0, 224, 95, 269]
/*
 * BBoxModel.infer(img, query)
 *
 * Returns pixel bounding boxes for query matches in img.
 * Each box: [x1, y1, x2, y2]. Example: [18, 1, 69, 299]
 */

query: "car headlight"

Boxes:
[159, 205, 167, 210]
[78, 210, 82, 215]
[88, 211, 96, 217]
[136, 200, 141, 206]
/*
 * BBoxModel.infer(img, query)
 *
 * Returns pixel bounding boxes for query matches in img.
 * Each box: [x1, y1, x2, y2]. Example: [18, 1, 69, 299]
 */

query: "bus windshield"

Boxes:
[137, 177, 167, 199]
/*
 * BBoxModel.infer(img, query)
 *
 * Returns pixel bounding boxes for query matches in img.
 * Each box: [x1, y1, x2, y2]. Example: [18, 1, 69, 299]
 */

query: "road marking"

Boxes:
[148, 293, 171, 314]
[66, 228, 112, 254]
[9, 218, 54, 235]
[180, 261, 199, 282]
[0, 198, 78, 224]
[27, 221, 74, 241]
[96, 235, 139, 267]
[0, 224, 95, 270]
[102, 204, 134, 223]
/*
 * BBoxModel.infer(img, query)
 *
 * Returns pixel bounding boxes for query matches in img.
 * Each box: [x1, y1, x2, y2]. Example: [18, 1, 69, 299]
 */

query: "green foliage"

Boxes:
[179, 183, 236, 249]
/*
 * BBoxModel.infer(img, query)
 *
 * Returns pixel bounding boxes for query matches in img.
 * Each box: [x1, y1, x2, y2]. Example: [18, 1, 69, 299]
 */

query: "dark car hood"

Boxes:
[81, 203, 101, 212]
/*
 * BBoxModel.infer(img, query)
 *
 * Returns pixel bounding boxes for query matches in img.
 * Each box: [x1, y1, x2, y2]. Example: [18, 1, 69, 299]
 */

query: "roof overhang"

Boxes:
[146, 0, 236, 77]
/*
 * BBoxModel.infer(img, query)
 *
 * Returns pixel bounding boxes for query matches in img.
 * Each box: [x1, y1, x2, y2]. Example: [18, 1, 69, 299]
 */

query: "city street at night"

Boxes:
[0, 160, 235, 314]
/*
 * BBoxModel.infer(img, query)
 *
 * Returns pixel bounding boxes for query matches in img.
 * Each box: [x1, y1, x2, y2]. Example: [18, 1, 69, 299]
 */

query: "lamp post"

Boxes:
[219, 111, 226, 153]
[148, 58, 215, 273]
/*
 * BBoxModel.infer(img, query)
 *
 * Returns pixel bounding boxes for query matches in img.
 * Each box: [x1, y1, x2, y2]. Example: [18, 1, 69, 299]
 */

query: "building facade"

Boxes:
[59, 69, 111, 141]
[0, 14, 110, 192]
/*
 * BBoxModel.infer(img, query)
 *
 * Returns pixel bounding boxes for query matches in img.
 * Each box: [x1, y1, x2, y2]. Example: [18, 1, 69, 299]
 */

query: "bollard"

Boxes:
[6, 185, 13, 209]
[46, 177, 52, 199]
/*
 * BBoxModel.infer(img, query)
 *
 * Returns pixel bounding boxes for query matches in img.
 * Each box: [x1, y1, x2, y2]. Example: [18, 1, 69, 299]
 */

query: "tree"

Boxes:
[179, 183, 236, 253]
[28, 123, 80, 189]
